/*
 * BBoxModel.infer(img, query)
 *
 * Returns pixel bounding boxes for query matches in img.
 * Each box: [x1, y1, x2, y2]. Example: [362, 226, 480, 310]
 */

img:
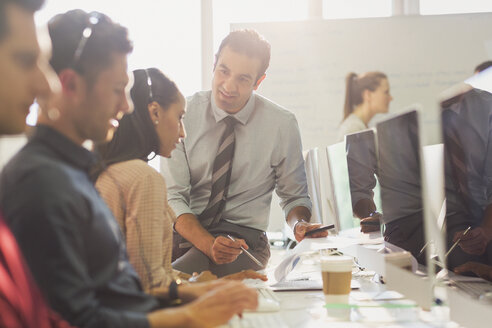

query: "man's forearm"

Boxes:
[353, 198, 377, 219]
[148, 307, 191, 328]
[175, 213, 215, 257]
[286, 206, 311, 229]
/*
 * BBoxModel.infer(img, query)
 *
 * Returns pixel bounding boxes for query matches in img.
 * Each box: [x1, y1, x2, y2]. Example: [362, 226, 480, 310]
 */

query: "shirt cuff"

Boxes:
[283, 198, 312, 218]
[168, 200, 194, 222]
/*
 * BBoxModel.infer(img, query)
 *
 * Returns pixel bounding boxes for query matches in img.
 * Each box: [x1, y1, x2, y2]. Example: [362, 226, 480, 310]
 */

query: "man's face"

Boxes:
[0, 4, 49, 135]
[212, 45, 263, 114]
[75, 53, 131, 143]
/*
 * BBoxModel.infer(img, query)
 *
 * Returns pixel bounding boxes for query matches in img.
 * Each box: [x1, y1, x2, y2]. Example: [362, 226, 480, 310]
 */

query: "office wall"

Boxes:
[234, 13, 492, 149]
[235, 13, 492, 232]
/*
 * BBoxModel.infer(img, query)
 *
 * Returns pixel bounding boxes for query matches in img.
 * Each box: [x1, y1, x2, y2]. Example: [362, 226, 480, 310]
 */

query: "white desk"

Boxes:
[227, 236, 462, 328]
[447, 286, 492, 328]
[229, 279, 457, 327]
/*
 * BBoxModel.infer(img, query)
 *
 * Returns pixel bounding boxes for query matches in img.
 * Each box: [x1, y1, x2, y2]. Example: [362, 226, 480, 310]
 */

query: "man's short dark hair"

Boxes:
[48, 9, 133, 85]
[214, 29, 271, 82]
[475, 60, 492, 74]
[0, 0, 45, 42]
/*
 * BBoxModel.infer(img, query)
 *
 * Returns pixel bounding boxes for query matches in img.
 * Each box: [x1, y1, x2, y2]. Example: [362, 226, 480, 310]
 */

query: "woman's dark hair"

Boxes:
[343, 71, 387, 120]
[96, 68, 180, 168]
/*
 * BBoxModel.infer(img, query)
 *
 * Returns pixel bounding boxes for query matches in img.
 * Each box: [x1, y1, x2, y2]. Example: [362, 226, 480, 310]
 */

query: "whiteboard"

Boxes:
[233, 13, 492, 149]
[235, 13, 492, 233]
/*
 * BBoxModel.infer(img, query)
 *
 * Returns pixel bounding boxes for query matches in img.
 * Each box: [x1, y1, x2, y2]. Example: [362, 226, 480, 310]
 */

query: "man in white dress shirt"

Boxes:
[164, 29, 327, 276]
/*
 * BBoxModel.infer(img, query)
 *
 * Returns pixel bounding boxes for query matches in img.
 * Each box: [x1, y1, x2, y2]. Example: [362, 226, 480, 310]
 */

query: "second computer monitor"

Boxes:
[376, 109, 426, 263]
[439, 80, 492, 269]
[345, 129, 382, 228]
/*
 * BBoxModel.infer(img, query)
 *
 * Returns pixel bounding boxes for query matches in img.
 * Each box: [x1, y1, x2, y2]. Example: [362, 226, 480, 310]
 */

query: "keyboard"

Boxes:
[255, 287, 280, 312]
[241, 279, 281, 312]
[228, 313, 288, 328]
[453, 280, 492, 298]
[258, 287, 280, 302]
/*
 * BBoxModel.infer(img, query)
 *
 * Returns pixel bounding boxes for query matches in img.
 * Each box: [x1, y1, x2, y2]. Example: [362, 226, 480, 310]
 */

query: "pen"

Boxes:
[226, 235, 263, 267]
[304, 224, 335, 236]
[445, 226, 471, 258]
[418, 241, 430, 257]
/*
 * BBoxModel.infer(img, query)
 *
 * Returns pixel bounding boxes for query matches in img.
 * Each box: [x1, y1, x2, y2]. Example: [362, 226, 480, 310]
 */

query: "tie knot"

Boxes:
[223, 116, 238, 127]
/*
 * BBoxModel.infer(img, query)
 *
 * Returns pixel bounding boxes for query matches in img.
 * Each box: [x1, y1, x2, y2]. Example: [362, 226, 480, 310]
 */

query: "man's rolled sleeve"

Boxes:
[273, 114, 312, 218]
[283, 198, 313, 219]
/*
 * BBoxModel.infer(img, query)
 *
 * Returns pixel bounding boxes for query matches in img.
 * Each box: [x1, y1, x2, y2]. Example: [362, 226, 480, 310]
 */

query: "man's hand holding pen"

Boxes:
[210, 235, 248, 264]
[453, 226, 492, 255]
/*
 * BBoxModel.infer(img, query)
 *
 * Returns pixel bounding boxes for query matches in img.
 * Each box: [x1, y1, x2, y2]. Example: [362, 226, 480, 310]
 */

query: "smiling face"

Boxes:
[0, 3, 49, 135]
[212, 45, 264, 114]
[368, 78, 392, 114]
[75, 53, 131, 143]
[152, 92, 186, 158]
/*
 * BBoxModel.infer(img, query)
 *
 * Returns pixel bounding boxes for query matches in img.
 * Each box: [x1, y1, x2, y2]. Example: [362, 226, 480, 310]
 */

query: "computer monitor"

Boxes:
[375, 108, 438, 309]
[435, 68, 492, 328]
[345, 129, 382, 228]
[325, 142, 359, 233]
[303, 148, 323, 224]
[439, 76, 492, 270]
[375, 109, 427, 263]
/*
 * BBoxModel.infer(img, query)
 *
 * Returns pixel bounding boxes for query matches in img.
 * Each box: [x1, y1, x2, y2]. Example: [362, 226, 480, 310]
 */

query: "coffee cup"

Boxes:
[321, 255, 353, 319]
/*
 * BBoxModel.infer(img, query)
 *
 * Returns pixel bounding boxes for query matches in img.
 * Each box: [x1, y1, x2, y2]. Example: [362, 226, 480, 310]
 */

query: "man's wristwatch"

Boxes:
[293, 219, 308, 234]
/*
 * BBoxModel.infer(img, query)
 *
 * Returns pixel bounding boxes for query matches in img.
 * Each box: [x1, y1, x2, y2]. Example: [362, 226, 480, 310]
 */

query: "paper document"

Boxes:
[274, 236, 384, 282]
[273, 252, 302, 282]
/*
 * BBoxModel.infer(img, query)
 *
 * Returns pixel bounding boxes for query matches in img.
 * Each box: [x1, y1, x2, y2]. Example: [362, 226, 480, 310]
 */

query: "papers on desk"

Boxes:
[271, 237, 367, 291]
[274, 235, 385, 283]
[273, 252, 301, 282]
[271, 234, 419, 295]
[274, 236, 360, 282]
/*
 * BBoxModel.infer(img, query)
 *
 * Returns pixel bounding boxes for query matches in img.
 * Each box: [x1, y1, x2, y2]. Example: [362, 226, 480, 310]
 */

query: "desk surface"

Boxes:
[226, 239, 462, 328]
[229, 288, 457, 327]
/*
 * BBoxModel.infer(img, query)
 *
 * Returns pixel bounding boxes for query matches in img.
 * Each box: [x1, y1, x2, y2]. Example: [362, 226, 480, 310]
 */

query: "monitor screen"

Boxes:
[375, 110, 426, 264]
[345, 129, 382, 232]
[326, 141, 360, 233]
[440, 80, 492, 269]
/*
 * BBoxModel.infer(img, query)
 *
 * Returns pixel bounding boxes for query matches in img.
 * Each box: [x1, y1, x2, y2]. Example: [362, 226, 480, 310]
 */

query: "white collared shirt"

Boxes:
[163, 90, 311, 231]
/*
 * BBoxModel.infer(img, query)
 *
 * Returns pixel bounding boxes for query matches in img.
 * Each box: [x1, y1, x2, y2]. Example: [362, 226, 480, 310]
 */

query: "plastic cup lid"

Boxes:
[320, 255, 353, 272]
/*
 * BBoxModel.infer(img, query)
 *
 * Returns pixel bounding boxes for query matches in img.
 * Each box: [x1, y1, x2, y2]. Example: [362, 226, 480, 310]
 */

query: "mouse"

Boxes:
[479, 291, 492, 303]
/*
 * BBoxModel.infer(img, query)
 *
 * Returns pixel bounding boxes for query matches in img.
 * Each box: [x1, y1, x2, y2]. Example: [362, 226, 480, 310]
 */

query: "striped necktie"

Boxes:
[443, 108, 471, 213]
[199, 116, 237, 227]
